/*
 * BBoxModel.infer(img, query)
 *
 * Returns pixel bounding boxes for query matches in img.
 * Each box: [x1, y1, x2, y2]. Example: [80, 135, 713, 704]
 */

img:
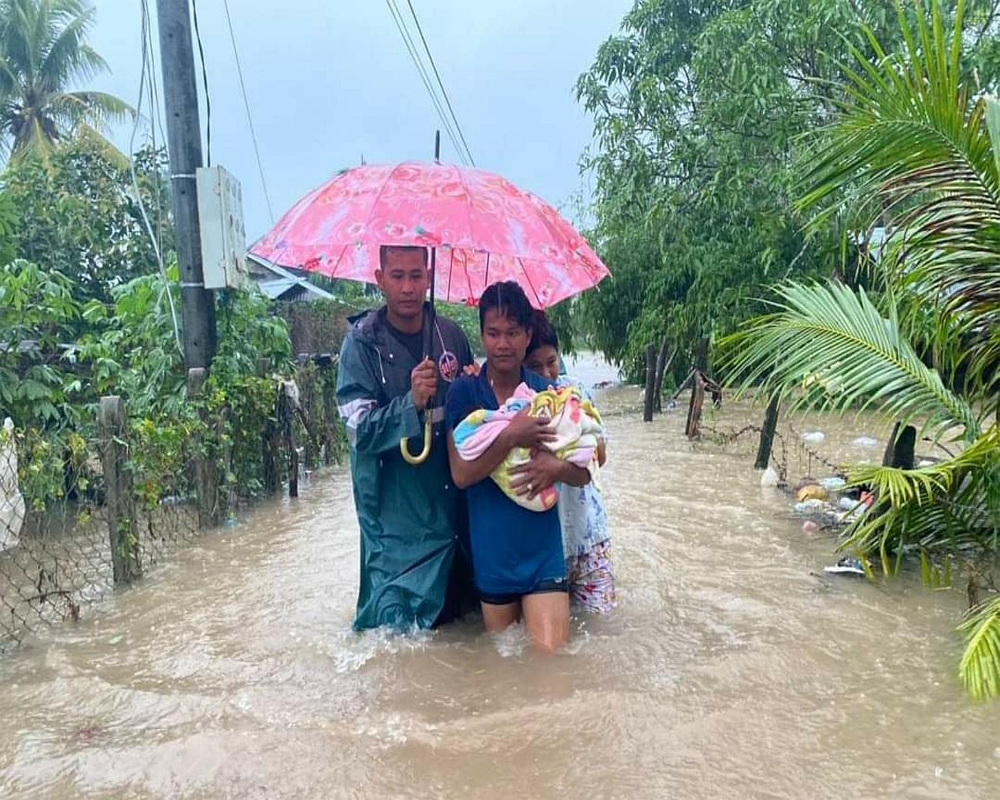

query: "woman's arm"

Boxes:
[448, 411, 557, 489]
[448, 430, 515, 489]
[509, 451, 591, 501]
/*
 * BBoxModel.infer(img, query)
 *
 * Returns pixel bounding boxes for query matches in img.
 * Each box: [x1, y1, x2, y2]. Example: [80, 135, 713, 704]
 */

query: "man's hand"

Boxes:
[510, 451, 565, 500]
[502, 408, 557, 450]
[410, 357, 438, 412]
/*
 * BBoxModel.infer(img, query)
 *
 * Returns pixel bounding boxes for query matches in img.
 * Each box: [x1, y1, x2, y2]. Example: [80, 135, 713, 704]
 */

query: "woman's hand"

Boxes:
[509, 451, 565, 501]
[502, 408, 557, 450]
[462, 362, 482, 377]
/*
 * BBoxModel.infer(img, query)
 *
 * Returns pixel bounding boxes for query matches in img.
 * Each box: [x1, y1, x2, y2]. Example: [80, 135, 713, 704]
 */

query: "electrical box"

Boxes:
[197, 165, 248, 290]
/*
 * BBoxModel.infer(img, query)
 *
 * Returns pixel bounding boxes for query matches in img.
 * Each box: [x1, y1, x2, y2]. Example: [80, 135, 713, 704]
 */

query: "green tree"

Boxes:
[1, 132, 171, 304]
[724, 0, 1000, 700]
[0, 0, 128, 159]
[575, 0, 1000, 378]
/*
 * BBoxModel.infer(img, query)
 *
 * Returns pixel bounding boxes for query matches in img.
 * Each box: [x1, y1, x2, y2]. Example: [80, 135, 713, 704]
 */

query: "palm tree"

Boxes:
[0, 0, 129, 160]
[723, 0, 1000, 700]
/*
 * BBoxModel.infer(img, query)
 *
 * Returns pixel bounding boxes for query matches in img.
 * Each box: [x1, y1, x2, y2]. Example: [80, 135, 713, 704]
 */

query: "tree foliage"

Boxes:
[0, 0, 129, 159]
[1, 133, 171, 304]
[575, 0, 1000, 378]
[723, 0, 1000, 700]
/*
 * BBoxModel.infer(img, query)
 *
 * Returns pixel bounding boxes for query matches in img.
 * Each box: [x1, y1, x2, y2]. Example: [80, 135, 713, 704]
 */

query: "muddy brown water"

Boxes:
[1, 374, 999, 799]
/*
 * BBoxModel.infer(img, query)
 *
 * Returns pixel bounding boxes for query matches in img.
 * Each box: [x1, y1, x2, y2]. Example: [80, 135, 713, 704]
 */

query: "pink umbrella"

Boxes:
[249, 161, 609, 308]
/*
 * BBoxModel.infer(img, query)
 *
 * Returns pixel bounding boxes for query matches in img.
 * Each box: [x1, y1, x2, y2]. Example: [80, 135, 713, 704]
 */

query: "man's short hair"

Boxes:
[527, 309, 559, 354]
[379, 245, 429, 270]
[479, 280, 534, 332]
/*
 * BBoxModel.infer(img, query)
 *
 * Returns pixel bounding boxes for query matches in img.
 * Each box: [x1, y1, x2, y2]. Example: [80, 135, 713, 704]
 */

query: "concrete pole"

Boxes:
[155, 0, 217, 370]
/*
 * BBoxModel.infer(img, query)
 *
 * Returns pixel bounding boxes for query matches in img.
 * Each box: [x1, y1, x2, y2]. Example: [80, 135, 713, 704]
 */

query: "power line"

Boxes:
[133, 0, 182, 355]
[385, 0, 463, 163]
[385, 0, 467, 165]
[190, 0, 212, 166]
[403, 0, 474, 167]
[222, 0, 274, 224]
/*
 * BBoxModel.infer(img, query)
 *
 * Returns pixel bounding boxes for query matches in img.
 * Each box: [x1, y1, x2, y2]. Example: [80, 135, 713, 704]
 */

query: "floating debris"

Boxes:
[760, 466, 780, 488]
[824, 556, 865, 576]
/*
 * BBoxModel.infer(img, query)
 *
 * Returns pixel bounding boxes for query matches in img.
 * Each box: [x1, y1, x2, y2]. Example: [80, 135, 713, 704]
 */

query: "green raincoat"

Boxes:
[337, 306, 475, 631]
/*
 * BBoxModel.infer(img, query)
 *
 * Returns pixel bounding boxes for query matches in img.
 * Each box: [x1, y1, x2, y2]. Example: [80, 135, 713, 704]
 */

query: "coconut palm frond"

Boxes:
[840, 431, 1000, 564]
[797, 0, 1000, 384]
[721, 281, 980, 441]
[959, 594, 1000, 701]
[0, 0, 128, 157]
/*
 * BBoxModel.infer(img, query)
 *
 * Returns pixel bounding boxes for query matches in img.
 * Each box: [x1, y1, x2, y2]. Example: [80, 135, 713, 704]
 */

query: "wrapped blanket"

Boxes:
[453, 383, 604, 511]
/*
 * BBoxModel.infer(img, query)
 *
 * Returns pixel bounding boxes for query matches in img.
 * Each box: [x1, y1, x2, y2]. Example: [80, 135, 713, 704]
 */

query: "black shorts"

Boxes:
[479, 576, 569, 606]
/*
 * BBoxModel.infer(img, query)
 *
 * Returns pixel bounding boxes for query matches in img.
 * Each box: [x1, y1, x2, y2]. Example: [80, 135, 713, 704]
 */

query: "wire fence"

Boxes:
[0, 359, 344, 654]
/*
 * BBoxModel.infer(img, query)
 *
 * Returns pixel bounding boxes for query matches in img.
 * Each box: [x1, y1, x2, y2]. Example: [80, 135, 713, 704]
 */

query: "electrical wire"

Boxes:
[190, 0, 212, 166]
[403, 0, 474, 166]
[222, 0, 274, 223]
[133, 0, 182, 355]
[385, 0, 467, 165]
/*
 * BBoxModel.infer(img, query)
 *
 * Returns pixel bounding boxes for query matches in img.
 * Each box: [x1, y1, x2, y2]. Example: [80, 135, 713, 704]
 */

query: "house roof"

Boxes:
[246, 254, 337, 302]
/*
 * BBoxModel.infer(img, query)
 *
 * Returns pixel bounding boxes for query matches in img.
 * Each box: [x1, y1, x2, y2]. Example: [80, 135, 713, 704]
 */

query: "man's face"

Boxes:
[481, 308, 531, 372]
[376, 249, 429, 321]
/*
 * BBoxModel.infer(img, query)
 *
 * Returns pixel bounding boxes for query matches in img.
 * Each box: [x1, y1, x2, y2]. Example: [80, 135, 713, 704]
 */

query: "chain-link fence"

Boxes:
[0, 358, 344, 654]
[0, 406, 200, 652]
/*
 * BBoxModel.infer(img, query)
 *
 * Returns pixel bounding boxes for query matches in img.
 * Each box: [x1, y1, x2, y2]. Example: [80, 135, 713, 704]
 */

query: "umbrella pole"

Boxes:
[400, 246, 436, 466]
[401, 130, 441, 465]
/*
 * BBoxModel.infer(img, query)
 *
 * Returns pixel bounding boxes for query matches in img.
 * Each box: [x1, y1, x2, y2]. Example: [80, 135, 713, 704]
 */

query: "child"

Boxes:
[524, 311, 616, 614]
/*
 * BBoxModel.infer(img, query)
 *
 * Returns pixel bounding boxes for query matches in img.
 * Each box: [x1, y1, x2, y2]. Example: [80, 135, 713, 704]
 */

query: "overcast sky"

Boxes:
[89, 0, 632, 240]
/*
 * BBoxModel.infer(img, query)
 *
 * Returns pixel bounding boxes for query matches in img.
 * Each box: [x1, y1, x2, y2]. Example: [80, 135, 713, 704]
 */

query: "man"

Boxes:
[337, 245, 476, 631]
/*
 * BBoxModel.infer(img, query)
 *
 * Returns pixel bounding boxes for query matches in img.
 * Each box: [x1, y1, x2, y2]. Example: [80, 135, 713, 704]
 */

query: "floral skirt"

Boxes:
[566, 539, 616, 614]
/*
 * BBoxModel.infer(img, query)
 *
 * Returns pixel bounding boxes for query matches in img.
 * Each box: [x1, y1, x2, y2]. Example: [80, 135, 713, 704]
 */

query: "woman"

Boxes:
[445, 282, 591, 651]
[524, 310, 616, 614]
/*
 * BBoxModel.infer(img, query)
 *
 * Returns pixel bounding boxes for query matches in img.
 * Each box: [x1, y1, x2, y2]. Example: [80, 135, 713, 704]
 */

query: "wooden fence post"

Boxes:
[755, 393, 781, 469]
[99, 396, 141, 585]
[643, 344, 657, 422]
[882, 422, 916, 470]
[653, 336, 676, 414]
[321, 361, 338, 464]
[685, 372, 706, 439]
[280, 381, 301, 498]
[187, 368, 220, 527]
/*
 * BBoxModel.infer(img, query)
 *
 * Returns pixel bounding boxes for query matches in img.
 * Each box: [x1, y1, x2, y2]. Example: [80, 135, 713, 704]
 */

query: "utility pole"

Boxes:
[155, 0, 217, 370]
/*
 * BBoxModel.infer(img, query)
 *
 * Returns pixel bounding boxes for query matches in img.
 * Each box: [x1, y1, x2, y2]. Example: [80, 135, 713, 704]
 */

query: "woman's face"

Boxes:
[525, 345, 560, 381]
[481, 308, 531, 373]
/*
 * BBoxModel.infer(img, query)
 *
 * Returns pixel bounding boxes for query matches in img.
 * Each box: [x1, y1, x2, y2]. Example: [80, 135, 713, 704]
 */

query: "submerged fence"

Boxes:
[0, 358, 344, 652]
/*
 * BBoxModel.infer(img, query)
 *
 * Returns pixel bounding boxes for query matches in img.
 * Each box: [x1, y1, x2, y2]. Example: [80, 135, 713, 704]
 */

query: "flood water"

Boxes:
[1, 378, 999, 799]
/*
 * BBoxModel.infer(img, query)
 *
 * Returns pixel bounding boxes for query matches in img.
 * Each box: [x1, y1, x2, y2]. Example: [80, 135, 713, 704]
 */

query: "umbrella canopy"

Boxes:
[250, 162, 609, 308]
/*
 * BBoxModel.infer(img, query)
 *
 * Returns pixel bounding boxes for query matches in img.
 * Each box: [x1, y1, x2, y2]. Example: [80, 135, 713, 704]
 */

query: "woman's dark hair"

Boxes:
[479, 281, 534, 332]
[527, 309, 559, 355]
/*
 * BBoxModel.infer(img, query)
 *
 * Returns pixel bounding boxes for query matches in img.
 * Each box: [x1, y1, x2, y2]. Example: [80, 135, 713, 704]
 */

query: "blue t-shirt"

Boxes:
[445, 366, 566, 597]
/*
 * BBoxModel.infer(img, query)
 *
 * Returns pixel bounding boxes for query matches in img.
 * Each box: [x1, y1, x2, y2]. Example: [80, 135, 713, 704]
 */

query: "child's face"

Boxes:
[525, 345, 560, 382]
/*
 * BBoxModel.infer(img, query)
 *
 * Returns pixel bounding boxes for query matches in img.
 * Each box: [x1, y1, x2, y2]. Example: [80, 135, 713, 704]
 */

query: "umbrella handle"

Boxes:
[400, 415, 433, 465]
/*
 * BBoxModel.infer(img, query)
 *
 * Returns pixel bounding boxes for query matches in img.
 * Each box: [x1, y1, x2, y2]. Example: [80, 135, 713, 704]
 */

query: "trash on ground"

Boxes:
[823, 556, 865, 576]
[819, 476, 847, 491]
[760, 466, 780, 488]
[796, 484, 829, 502]
[801, 431, 825, 444]
[794, 499, 830, 515]
[802, 520, 819, 534]
[852, 436, 879, 448]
